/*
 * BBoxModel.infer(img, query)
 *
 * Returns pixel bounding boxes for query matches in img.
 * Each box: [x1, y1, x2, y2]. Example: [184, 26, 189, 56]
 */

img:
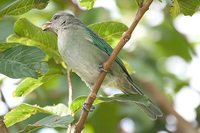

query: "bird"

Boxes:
[42, 12, 163, 119]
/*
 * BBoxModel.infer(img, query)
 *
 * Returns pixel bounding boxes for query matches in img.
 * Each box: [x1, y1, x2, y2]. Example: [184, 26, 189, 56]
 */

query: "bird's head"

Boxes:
[42, 12, 77, 33]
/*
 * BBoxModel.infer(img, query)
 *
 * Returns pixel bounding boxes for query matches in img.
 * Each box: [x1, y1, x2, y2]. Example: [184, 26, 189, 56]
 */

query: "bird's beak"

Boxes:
[42, 22, 52, 31]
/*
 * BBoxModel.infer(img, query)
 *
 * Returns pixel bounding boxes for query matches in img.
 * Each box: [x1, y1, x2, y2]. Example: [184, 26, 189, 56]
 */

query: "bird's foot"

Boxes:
[98, 64, 108, 73]
[83, 103, 95, 112]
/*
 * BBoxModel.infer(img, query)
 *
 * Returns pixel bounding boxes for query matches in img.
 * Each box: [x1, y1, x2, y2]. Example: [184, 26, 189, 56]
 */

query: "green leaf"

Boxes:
[20, 115, 74, 133]
[0, 0, 49, 17]
[70, 96, 102, 114]
[136, 0, 144, 6]
[170, 0, 200, 16]
[88, 22, 128, 47]
[0, 42, 18, 53]
[7, 18, 61, 62]
[70, 94, 149, 114]
[170, 0, 180, 17]
[155, 23, 192, 61]
[13, 60, 63, 97]
[43, 104, 68, 116]
[0, 45, 48, 79]
[78, 0, 95, 9]
[4, 103, 52, 127]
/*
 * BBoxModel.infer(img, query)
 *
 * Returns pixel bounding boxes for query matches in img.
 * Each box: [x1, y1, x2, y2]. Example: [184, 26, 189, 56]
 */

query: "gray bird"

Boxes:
[42, 12, 163, 119]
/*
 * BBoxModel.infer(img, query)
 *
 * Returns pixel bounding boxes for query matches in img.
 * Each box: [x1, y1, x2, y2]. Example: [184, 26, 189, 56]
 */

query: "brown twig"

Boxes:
[74, 0, 153, 132]
[66, 69, 74, 133]
[65, 0, 81, 16]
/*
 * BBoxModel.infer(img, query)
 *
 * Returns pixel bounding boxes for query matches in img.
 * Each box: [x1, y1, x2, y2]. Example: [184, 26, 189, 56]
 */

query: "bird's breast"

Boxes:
[58, 28, 108, 85]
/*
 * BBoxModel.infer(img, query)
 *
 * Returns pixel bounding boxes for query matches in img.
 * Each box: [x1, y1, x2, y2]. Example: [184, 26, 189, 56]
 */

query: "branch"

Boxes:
[66, 69, 74, 133]
[65, 0, 81, 16]
[0, 117, 8, 133]
[74, 0, 153, 132]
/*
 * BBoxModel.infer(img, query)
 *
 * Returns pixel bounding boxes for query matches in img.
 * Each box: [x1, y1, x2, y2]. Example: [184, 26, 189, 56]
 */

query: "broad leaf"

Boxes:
[170, 0, 180, 17]
[88, 22, 128, 47]
[155, 23, 193, 61]
[43, 104, 68, 116]
[4, 103, 69, 127]
[0, 45, 48, 79]
[136, 0, 144, 6]
[4, 104, 51, 127]
[70, 96, 102, 114]
[7, 18, 61, 61]
[0, 42, 18, 53]
[170, 0, 200, 16]
[13, 60, 63, 97]
[0, 0, 49, 17]
[20, 115, 74, 133]
[78, 0, 95, 9]
[70, 94, 149, 114]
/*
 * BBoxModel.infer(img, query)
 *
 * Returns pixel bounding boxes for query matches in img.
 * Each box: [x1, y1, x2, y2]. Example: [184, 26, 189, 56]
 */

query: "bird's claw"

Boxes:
[98, 64, 108, 73]
[83, 103, 95, 112]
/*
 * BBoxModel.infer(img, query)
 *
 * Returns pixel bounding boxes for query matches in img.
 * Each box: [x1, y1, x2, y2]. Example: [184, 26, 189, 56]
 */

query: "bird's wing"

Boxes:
[84, 26, 144, 95]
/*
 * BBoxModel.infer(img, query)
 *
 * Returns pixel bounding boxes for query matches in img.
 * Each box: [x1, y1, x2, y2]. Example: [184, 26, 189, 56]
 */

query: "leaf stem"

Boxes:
[74, 0, 154, 132]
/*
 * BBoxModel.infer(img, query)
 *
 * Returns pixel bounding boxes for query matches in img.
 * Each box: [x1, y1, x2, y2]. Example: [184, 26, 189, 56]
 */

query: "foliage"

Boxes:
[0, 0, 49, 17]
[170, 0, 200, 16]
[0, 0, 199, 133]
[78, 0, 95, 9]
[0, 45, 47, 78]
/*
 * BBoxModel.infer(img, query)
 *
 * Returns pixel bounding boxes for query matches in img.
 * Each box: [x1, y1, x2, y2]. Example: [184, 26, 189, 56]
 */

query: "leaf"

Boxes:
[70, 94, 149, 114]
[0, 0, 49, 17]
[0, 45, 48, 79]
[0, 42, 18, 53]
[43, 104, 68, 116]
[7, 18, 61, 62]
[20, 115, 74, 133]
[70, 96, 102, 114]
[170, 0, 180, 17]
[4, 103, 52, 127]
[13, 60, 63, 97]
[88, 22, 128, 47]
[170, 0, 200, 16]
[155, 23, 192, 61]
[78, 0, 95, 9]
[136, 0, 144, 6]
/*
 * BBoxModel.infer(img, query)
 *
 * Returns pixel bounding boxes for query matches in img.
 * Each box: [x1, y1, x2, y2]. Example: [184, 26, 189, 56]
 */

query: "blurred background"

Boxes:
[0, 0, 200, 133]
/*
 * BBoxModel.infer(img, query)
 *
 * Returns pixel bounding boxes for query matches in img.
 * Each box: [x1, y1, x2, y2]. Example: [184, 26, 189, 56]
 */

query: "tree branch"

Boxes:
[74, 0, 153, 132]
[0, 117, 8, 133]
[66, 69, 74, 133]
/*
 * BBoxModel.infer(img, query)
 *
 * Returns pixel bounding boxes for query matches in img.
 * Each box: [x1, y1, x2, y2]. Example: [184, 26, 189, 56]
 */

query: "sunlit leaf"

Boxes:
[0, 0, 49, 17]
[78, 0, 95, 9]
[7, 18, 61, 62]
[136, 0, 143, 6]
[0, 42, 18, 53]
[70, 96, 102, 114]
[70, 94, 149, 114]
[0, 45, 48, 79]
[20, 115, 74, 133]
[13, 60, 63, 96]
[170, 0, 180, 17]
[88, 21, 128, 47]
[43, 104, 68, 116]
[170, 0, 200, 16]
[4, 104, 51, 127]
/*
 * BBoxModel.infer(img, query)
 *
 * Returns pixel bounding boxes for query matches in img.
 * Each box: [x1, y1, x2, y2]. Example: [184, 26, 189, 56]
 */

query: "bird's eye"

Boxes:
[53, 15, 60, 20]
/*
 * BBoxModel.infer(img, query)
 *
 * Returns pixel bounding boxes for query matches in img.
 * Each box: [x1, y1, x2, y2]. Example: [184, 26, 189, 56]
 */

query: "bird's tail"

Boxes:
[135, 99, 163, 120]
[126, 78, 163, 119]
